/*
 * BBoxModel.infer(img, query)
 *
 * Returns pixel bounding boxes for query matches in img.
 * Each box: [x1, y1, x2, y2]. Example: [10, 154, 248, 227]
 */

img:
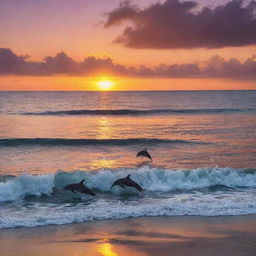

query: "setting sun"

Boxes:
[97, 79, 114, 90]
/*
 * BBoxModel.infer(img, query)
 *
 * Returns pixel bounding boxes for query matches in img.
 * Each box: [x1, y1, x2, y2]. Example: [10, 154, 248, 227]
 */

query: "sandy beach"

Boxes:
[1, 215, 255, 256]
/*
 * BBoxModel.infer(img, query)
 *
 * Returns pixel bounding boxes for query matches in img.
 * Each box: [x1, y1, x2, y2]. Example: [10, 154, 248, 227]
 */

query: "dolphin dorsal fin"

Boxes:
[126, 174, 131, 179]
[79, 179, 85, 184]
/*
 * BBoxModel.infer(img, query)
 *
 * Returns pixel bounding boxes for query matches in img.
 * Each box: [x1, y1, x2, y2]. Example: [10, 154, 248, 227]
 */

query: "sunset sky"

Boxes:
[0, 0, 256, 90]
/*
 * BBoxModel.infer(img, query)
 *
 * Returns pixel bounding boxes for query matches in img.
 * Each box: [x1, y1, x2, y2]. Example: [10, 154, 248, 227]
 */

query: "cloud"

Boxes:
[104, 0, 256, 49]
[0, 48, 31, 75]
[0, 49, 125, 76]
[1, 48, 256, 79]
[79, 56, 126, 75]
[44, 52, 78, 75]
[201, 54, 256, 78]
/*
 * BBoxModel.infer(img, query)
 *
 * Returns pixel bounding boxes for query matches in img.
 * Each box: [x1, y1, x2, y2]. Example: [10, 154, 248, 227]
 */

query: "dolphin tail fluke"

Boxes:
[89, 190, 95, 196]
[135, 184, 144, 192]
[146, 154, 152, 160]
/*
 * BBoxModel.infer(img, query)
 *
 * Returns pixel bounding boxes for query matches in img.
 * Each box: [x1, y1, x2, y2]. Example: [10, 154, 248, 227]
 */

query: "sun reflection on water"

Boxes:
[97, 242, 118, 256]
[97, 117, 112, 139]
[89, 159, 116, 169]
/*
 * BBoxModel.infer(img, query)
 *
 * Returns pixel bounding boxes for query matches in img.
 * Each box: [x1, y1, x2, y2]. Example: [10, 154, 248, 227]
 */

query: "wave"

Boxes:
[0, 138, 206, 147]
[1, 167, 256, 202]
[1, 193, 256, 228]
[21, 108, 256, 116]
[1, 167, 256, 228]
[0, 174, 54, 202]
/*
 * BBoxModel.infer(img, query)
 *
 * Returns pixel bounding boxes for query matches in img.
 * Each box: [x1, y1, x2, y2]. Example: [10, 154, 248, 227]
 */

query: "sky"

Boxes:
[0, 0, 256, 90]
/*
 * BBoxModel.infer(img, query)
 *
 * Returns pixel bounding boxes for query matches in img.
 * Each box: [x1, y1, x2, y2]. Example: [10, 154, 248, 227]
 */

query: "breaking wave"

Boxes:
[0, 167, 256, 228]
[0, 166, 256, 202]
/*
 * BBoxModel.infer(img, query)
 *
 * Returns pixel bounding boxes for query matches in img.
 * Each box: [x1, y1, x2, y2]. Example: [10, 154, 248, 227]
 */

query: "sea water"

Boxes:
[0, 91, 255, 228]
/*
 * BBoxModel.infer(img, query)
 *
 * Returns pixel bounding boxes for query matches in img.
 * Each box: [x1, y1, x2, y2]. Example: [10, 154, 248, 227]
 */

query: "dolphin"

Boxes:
[64, 179, 95, 195]
[111, 174, 144, 192]
[136, 148, 152, 160]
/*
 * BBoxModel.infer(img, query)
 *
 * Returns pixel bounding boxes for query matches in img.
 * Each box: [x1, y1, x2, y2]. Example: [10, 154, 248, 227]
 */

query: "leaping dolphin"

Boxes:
[136, 148, 152, 160]
[111, 174, 144, 192]
[64, 179, 95, 196]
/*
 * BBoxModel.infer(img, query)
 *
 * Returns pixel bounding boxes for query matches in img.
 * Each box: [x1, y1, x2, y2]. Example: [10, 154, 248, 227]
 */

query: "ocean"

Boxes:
[0, 90, 255, 228]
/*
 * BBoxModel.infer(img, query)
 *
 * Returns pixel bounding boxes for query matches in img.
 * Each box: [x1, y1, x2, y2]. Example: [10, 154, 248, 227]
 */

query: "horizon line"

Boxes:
[1, 89, 256, 92]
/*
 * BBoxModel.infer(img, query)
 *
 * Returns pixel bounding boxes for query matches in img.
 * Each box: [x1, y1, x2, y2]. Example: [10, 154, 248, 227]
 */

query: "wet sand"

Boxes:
[0, 215, 256, 256]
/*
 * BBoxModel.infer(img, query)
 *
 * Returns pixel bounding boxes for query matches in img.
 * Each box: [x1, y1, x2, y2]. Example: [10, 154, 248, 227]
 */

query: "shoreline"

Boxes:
[0, 215, 255, 256]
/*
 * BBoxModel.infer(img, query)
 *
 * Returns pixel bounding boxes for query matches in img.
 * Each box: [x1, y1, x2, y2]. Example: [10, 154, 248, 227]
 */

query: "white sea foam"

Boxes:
[1, 167, 256, 228]
[0, 191, 256, 228]
[0, 174, 54, 202]
[0, 166, 256, 202]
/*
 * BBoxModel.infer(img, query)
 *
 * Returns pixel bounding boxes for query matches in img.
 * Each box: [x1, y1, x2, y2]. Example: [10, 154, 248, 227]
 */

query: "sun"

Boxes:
[97, 79, 114, 90]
